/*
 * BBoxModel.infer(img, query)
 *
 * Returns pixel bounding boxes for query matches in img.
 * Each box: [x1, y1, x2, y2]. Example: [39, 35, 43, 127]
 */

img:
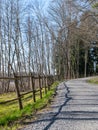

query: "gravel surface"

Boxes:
[22, 78, 98, 130]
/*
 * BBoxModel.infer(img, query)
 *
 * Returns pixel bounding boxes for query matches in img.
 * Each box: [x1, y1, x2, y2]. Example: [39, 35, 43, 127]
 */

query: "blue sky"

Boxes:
[23, 0, 50, 15]
[26, 0, 50, 9]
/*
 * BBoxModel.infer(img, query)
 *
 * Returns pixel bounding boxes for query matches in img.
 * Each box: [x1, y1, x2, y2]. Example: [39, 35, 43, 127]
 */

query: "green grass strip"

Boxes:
[0, 81, 59, 127]
[87, 77, 98, 84]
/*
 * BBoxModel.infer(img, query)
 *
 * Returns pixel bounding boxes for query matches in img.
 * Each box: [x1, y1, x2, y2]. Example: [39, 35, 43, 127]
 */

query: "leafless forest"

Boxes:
[0, 0, 98, 93]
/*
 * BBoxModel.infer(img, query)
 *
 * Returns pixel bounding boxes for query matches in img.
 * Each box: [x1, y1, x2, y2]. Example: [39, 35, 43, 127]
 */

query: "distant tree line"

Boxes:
[47, 0, 98, 79]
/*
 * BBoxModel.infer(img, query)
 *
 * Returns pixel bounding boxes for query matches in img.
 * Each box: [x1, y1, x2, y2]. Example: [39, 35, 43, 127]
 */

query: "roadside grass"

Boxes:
[87, 77, 98, 84]
[0, 81, 59, 129]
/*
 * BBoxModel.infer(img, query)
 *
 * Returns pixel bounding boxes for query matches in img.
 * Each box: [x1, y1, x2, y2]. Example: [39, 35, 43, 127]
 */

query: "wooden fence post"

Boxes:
[47, 76, 50, 91]
[14, 74, 23, 110]
[51, 75, 54, 85]
[44, 75, 47, 94]
[30, 73, 36, 102]
[39, 74, 42, 99]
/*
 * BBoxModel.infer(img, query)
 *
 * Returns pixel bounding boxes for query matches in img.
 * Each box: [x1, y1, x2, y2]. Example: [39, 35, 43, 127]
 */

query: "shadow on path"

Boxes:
[22, 80, 98, 130]
[43, 82, 72, 130]
[29, 83, 72, 130]
[22, 82, 72, 129]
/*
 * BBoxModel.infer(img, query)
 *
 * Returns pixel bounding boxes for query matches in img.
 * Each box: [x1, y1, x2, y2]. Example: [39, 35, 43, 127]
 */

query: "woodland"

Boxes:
[0, 0, 98, 80]
[0, 0, 98, 128]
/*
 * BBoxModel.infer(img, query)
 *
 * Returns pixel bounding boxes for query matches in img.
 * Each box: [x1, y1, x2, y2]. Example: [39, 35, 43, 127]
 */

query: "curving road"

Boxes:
[22, 78, 98, 130]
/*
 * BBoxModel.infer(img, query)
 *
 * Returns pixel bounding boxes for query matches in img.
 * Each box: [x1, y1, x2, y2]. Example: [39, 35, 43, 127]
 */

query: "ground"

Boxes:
[21, 77, 98, 130]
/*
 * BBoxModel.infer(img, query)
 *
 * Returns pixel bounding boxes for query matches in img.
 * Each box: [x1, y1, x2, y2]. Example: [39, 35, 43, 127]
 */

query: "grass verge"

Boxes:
[0, 81, 59, 129]
[87, 77, 98, 84]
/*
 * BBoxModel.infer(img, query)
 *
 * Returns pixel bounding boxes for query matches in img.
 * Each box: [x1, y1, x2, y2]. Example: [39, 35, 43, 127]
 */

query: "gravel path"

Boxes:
[22, 78, 98, 130]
